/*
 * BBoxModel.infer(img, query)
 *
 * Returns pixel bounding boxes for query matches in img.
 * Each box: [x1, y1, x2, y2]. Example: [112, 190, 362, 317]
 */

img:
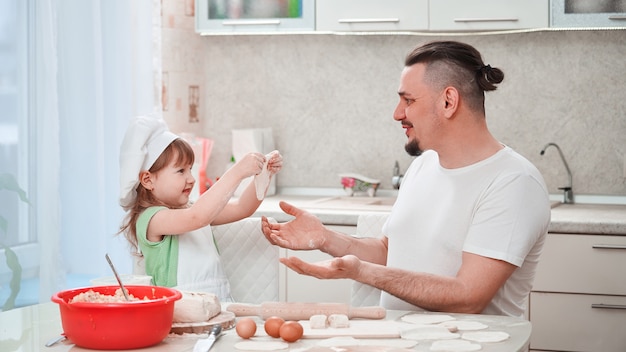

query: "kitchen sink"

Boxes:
[301, 196, 396, 211]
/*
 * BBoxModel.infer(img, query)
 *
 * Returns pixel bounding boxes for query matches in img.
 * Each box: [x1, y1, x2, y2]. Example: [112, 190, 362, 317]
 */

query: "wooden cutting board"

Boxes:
[299, 320, 401, 339]
[170, 311, 236, 334]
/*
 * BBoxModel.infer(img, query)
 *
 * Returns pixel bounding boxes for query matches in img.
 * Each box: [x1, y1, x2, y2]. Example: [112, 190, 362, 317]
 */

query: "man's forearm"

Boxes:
[358, 262, 482, 313]
[320, 231, 388, 265]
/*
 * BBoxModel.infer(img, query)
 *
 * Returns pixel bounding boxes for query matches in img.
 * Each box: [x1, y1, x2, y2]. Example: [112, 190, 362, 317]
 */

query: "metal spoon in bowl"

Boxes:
[105, 253, 130, 301]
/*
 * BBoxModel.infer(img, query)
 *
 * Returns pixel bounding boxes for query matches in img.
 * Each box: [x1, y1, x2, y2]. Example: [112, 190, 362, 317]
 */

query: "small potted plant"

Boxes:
[0, 173, 29, 310]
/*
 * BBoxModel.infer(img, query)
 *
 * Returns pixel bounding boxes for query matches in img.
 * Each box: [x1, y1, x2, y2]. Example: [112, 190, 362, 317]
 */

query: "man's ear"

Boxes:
[442, 86, 459, 118]
[139, 171, 153, 191]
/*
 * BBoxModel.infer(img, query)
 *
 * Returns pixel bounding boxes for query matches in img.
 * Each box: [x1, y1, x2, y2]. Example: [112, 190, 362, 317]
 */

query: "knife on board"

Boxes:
[193, 324, 221, 352]
[226, 302, 386, 320]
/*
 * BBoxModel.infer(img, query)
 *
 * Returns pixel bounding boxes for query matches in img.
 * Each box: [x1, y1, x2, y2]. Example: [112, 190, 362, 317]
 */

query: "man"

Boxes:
[261, 41, 550, 318]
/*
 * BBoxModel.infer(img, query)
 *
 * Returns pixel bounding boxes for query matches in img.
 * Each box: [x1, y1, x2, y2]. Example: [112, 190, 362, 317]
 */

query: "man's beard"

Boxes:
[405, 139, 423, 157]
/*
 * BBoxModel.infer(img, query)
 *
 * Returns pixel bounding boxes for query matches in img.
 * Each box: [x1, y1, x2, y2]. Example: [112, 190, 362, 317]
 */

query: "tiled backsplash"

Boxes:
[160, 2, 625, 197]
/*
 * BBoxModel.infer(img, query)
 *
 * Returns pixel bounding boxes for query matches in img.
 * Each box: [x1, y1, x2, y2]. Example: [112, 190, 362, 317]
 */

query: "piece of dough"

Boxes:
[401, 313, 456, 325]
[439, 321, 488, 331]
[462, 331, 510, 343]
[254, 153, 273, 200]
[234, 341, 289, 351]
[173, 291, 221, 323]
[316, 336, 418, 349]
[309, 314, 328, 329]
[430, 339, 482, 351]
[328, 314, 350, 328]
[401, 326, 460, 340]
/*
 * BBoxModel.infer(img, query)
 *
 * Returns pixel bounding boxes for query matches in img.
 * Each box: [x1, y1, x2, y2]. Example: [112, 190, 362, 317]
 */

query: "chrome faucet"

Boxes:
[392, 161, 403, 189]
[540, 142, 574, 204]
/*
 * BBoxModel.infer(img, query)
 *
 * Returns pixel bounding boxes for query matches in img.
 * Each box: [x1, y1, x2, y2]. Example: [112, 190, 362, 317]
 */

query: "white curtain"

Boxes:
[34, 0, 159, 302]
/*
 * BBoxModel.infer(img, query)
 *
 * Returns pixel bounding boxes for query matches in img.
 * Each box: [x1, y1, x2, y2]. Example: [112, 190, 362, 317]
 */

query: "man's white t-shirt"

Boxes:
[381, 146, 550, 317]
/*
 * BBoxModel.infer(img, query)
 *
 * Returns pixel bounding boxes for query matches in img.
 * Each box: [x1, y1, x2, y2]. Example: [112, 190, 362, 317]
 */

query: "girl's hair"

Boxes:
[405, 41, 504, 113]
[118, 138, 195, 253]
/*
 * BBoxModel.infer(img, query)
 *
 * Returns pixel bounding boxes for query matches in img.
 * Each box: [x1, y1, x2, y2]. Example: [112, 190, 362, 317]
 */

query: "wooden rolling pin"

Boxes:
[226, 302, 386, 320]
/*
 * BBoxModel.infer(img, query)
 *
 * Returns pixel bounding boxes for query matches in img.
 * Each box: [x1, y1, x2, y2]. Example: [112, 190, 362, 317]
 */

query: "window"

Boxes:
[0, 0, 38, 309]
[0, 0, 157, 310]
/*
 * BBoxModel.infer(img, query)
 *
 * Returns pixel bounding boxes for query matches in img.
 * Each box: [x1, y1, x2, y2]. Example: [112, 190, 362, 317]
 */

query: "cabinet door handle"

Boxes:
[608, 15, 626, 21]
[592, 244, 626, 250]
[222, 20, 281, 26]
[454, 17, 519, 23]
[338, 18, 400, 24]
[591, 303, 626, 310]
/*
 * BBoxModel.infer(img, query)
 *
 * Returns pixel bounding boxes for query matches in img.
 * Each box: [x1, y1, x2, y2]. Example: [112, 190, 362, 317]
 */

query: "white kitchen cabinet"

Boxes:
[429, 0, 549, 31]
[195, 0, 315, 34]
[279, 225, 356, 304]
[551, 0, 626, 28]
[532, 233, 626, 294]
[196, 0, 554, 34]
[315, 0, 428, 32]
[530, 292, 626, 352]
[529, 233, 626, 352]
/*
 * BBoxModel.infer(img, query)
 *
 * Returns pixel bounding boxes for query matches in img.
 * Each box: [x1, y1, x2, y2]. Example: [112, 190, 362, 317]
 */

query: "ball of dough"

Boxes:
[328, 314, 350, 328]
[309, 314, 328, 329]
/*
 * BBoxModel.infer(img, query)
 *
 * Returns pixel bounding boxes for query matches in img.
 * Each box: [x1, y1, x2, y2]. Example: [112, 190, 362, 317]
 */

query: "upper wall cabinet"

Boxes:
[316, 0, 428, 32]
[195, 0, 315, 34]
[429, 0, 549, 31]
[197, 0, 625, 34]
[551, 0, 626, 28]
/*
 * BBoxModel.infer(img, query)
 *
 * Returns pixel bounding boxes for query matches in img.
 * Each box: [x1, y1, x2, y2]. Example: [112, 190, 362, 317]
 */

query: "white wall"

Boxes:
[160, 5, 626, 196]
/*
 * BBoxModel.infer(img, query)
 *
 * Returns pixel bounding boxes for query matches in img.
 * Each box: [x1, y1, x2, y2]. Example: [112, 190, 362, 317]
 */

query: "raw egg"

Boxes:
[235, 317, 257, 339]
[279, 321, 304, 342]
[263, 316, 285, 338]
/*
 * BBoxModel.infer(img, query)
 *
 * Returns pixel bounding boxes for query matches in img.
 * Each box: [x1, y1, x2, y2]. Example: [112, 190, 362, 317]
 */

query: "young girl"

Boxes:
[118, 116, 282, 301]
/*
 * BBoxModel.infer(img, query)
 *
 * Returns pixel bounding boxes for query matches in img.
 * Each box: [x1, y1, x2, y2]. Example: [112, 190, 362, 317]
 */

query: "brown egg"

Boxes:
[279, 321, 304, 342]
[235, 317, 257, 339]
[263, 316, 285, 338]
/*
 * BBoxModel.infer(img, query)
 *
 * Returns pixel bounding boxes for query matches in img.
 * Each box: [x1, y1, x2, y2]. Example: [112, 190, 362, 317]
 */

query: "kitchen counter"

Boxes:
[254, 194, 626, 235]
[549, 203, 626, 235]
[253, 195, 380, 226]
[0, 302, 531, 352]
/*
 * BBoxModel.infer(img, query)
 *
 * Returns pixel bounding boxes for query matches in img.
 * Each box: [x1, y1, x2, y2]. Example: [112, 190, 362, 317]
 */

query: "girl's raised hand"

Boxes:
[232, 152, 265, 179]
[266, 150, 283, 175]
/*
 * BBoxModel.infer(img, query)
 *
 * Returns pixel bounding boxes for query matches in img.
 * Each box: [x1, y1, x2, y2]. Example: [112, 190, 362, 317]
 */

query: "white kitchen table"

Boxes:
[0, 302, 531, 352]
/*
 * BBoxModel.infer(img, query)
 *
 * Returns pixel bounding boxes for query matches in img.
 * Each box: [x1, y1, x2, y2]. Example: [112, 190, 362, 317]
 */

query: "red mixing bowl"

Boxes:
[51, 285, 182, 350]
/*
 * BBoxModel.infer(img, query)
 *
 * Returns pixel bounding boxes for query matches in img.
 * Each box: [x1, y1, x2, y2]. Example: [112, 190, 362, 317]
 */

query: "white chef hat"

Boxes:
[119, 115, 179, 211]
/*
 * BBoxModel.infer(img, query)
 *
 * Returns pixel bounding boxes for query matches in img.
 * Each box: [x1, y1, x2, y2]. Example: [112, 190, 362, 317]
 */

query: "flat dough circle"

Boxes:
[317, 336, 418, 348]
[234, 340, 289, 351]
[401, 314, 456, 325]
[402, 326, 460, 340]
[430, 339, 482, 351]
[303, 348, 414, 352]
[462, 331, 510, 343]
[439, 321, 488, 331]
